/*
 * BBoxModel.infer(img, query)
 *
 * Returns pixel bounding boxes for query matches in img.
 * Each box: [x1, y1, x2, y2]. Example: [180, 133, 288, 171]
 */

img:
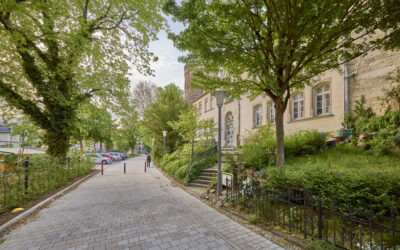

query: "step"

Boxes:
[190, 179, 211, 185]
[202, 169, 217, 174]
[199, 172, 216, 177]
[189, 183, 209, 188]
[198, 176, 212, 181]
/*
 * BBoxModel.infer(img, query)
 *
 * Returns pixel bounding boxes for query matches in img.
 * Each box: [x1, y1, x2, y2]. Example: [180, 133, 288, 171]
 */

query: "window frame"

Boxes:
[268, 102, 275, 124]
[314, 84, 331, 116]
[292, 93, 304, 120]
[254, 105, 263, 127]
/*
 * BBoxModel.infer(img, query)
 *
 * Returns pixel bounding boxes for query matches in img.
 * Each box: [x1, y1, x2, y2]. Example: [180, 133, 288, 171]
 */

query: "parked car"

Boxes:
[100, 153, 115, 161]
[83, 154, 112, 164]
[107, 152, 122, 161]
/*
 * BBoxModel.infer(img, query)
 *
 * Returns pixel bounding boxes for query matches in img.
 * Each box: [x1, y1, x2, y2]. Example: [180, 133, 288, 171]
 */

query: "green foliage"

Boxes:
[263, 144, 400, 214]
[346, 95, 400, 156]
[7, 118, 43, 149]
[187, 154, 217, 183]
[0, 152, 93, 213]
[142, 84, 188, 161]
[113, 103, 139, 153]
[0, 0, 165, 157]
[305, 240, 341, 250]
[168, 106, 199, 159]
[165, 0, 392, 166]
[159, 143, 216, 184]
[239, 127, 325, 170]
[248, 213, 261, 224]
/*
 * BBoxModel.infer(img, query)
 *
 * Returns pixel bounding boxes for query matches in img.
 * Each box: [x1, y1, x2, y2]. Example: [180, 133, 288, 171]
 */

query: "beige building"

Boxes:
[185, 49, 400, 148]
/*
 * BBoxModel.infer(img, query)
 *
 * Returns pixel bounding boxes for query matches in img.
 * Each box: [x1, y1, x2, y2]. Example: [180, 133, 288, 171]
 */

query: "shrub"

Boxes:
[159, 142, 216, 184]
[239, 127, 326, 170]
[263, 145, 400, 214]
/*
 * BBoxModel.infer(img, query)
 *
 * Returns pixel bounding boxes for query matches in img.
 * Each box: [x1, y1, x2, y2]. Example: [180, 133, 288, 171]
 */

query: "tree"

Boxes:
[85, 106, 114, 151]
[168, 106, 198, 160]
[132, 81, 159, 119]
[164, 0, 399, 167]
[8, 118, 43, 149]
[118, 104, 140, 153]
[0, 0, 165, 157]
[142, 84, 187, 160]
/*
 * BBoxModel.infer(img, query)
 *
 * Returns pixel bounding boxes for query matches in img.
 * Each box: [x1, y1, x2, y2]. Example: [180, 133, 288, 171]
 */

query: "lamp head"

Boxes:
[162, 131, 167, 137]
[212, 90, 226, 108]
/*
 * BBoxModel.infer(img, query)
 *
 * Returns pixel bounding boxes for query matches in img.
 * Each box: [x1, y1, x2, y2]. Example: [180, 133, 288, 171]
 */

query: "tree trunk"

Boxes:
[275, 101, 285, 167]
[100, 141, 103, 151]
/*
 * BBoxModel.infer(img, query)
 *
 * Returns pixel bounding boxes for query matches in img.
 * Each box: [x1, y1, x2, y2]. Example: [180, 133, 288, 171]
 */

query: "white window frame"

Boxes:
[204, 98, 208, 112]
[315, 85, 330, 116]
[269, 102, 275, 124]
[292, 93, 304, 120]
[255, 105, 262, 127]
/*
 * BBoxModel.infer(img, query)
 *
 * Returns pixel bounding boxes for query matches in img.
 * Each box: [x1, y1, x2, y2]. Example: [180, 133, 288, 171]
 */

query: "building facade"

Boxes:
[185, 49, 400, 148]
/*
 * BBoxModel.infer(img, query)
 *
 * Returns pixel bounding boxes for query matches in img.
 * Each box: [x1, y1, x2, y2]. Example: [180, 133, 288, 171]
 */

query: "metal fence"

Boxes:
[0, 156, 92, 213]
[226, 179, 400, 249]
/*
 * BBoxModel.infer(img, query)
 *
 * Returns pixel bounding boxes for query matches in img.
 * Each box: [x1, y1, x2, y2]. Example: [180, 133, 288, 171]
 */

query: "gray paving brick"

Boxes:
[0, 157, 285, 250]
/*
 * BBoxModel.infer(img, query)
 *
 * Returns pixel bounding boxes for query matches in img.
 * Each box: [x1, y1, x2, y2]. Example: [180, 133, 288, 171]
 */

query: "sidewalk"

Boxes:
[0, 156, 285, 250]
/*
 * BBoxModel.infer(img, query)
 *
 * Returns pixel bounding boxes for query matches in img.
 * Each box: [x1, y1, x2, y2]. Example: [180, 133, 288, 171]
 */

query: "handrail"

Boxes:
[186, 144, 217, 178]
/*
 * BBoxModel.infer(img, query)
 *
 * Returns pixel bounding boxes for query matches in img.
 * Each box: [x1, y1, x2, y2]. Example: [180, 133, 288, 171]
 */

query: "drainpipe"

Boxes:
[343, 46, 347, 116]
[238, 99, 241, 147]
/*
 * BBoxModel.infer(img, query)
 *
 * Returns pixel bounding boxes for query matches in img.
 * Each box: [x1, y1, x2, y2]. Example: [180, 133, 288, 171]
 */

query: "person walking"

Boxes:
[146, 152, 151, 168]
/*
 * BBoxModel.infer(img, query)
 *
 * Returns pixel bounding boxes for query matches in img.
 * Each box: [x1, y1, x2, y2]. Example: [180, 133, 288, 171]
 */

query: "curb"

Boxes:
[0, 171, 98, 234]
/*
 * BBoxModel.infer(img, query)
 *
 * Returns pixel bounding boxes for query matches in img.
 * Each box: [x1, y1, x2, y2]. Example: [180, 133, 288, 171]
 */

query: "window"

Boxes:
[254, 105, 262, 127]
[269, 102, 275, 124]
[292, 93, 304, 120]
[315, 85, 330, 115]
[210, 97, 214, 109]
[204, 98, 208, 112]
[198, 102, 202, 114]
[225, 112, 234, 145]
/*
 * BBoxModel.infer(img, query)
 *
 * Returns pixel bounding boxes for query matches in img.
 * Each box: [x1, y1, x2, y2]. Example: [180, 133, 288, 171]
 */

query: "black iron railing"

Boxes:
[225, 179, 400, 249]
[186, 144, 217, 177]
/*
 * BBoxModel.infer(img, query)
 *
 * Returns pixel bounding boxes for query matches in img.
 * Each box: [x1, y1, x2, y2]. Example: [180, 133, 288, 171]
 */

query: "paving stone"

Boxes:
[0, 157, 285, 250]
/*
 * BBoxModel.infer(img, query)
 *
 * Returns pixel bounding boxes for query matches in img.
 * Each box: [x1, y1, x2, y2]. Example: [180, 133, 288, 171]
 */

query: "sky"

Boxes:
[128, 17, 186, 90]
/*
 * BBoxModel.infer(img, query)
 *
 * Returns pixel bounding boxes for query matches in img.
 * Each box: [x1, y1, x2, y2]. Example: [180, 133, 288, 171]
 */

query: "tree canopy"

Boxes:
[0, 0, 165, 157]
[142, 83, 187, 160]
[165, 0, 400, 166]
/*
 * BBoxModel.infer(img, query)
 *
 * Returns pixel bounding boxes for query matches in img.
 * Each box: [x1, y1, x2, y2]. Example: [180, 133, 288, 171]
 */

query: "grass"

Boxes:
[285, 144, 400, 170]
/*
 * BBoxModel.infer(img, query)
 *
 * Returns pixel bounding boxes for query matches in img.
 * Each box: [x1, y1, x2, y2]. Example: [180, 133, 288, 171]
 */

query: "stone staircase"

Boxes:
[190, 168, 217, 188]
[189, 147, 240, 188]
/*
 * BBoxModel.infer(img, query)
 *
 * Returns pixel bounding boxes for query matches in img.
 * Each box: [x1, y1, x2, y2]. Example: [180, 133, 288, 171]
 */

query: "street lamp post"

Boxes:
[162, 131, 167, 156]
[212, 90, 226, 196]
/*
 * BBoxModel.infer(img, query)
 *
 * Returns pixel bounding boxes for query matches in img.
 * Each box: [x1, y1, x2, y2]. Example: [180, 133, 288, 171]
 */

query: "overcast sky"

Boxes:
[129, 17, 186, 90]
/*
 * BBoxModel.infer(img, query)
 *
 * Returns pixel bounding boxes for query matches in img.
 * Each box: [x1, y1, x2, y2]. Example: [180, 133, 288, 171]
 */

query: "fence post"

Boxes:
[124, 162, 126, 174]
[144, 161, 146, 172]
[317, 194, 322, 240]
[24, 157, 29, 194]
[101, 161, 103, 175]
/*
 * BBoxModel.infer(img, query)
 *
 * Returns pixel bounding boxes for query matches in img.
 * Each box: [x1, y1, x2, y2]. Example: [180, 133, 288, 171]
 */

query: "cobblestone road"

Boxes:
[0, 156, 285, 250]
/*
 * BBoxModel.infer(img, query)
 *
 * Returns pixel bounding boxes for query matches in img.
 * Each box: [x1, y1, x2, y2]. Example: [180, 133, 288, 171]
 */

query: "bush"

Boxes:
[263, 145, 400, 214]
[0, 152, 93, 213]
[239, 127, 326, 170]
[159, 143, 216, 184]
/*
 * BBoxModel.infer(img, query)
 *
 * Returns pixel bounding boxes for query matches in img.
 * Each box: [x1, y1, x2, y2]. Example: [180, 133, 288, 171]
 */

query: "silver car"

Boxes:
[107, 152, 122, 161]
[84, 154, 112, 165]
